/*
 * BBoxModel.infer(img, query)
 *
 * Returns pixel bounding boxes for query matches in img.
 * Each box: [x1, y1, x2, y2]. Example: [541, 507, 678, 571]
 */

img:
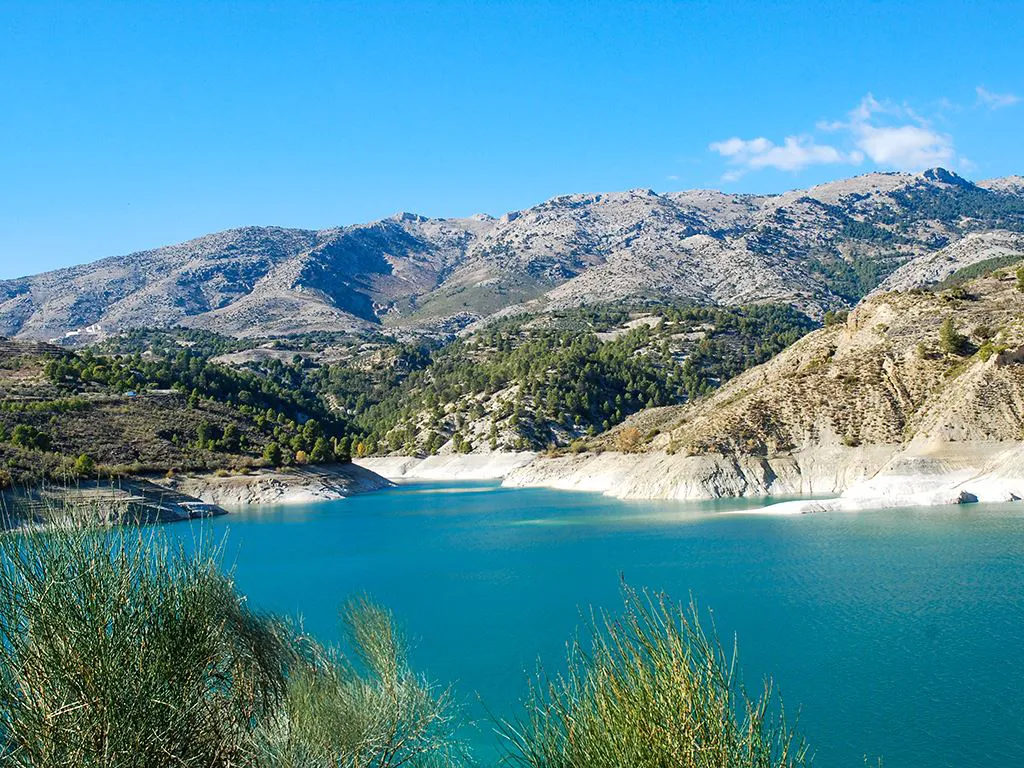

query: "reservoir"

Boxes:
[172, 481, 1024, 767]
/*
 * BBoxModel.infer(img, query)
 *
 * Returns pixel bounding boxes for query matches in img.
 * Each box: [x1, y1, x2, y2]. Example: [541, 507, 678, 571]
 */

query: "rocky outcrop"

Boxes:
[879, 231, 1024, 291]
[155, 463, 393, 506]
[503, 445, 897, 500]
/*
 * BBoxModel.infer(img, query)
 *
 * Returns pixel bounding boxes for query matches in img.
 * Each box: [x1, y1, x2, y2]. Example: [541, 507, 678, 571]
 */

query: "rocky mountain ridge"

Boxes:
[3, 168, 1024, 341]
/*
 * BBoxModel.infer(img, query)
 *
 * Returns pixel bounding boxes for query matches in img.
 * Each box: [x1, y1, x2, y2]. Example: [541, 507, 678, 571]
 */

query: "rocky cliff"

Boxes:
[506, 262, 1024, 509]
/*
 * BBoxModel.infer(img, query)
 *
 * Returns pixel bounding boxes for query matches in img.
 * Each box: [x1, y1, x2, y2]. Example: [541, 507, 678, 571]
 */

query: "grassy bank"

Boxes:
[0, 523, 809, 767]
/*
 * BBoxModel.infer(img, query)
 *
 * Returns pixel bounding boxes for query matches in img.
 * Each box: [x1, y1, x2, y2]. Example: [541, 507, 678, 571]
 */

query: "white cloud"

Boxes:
[976, 86, 1020, 109]
[854, 123, 954, 168]
[710, 92, 962, 179]
[842, 94, 955, 170]
[709, 135, 859, 179]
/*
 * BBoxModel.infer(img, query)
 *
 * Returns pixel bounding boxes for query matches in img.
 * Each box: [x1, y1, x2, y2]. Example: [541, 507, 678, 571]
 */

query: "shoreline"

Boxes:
[154, 462, 393, 507]
[500, 442, 1024, 514]
[354, 452, 537, 482]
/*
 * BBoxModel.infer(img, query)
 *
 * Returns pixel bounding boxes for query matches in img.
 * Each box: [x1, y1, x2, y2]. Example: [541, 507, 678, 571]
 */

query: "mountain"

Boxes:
[3, 168, 1024, 342]
[505, 260, 1024, 508]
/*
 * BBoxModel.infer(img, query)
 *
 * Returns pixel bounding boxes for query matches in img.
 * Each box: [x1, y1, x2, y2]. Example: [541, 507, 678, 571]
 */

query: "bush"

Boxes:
[823, 309, 849, 326]
[500, 587, 808, 768]
[10, 424, 50, 452]
[72, 453, 96, 478]
[939, 318, 969, 356]
[256, 597, 466, 768]
[616, 426, 643, 452]
[0, 526, 296, 767]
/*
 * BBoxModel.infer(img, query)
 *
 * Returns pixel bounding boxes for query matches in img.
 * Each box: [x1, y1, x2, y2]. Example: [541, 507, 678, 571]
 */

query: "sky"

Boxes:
[1, 0, 1022, 279]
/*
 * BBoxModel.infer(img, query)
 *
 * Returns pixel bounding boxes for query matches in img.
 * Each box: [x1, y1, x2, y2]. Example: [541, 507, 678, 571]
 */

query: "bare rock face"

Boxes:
[879, 231, 1024, 291]
[3, 168, 1024, 341]
[508, 263, 1024, 505]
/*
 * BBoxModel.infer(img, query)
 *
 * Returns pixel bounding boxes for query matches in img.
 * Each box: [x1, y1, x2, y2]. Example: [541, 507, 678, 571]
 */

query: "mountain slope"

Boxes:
[4, 169, 1024, 341]
[506, 261, 1024, 507]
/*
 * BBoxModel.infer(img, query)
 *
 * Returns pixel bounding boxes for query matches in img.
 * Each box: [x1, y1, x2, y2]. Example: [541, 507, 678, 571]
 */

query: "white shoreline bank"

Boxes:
[501, 442, 1024, 514]
[354, 452, 537, 482]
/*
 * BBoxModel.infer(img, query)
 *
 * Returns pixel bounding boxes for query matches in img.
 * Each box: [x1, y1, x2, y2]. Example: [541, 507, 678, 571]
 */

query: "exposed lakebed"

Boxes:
[170, 482, 1024, 768]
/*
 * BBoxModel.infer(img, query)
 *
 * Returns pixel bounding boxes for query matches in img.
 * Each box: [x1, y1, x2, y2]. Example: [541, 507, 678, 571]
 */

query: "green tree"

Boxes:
[11, 425, 49, 452]
[219, 423, 240, 452]
[263, 441, 283, 466]
[939, 317, 969, 356]
[196, 421, 215, 447]
[73, 453, 96, 478]
[309, 437, 333, 464]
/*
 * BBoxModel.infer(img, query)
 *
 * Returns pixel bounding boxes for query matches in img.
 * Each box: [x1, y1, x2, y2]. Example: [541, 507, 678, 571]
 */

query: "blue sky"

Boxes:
[1, 0, 1022, 278]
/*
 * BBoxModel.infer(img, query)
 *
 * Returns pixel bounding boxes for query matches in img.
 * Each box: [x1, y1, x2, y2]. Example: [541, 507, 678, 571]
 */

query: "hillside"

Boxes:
[4, 168, 1024, 342]
[88, 302, 813, 459]
[344, 303, 814, 454]
[505, 261, 1024, 508]
[0, 338, 355, 488]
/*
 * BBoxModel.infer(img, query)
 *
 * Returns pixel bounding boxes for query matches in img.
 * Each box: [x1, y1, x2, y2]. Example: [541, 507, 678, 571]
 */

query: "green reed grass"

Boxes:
[256, 597, 466, 768]
[500, 587, 809, 768]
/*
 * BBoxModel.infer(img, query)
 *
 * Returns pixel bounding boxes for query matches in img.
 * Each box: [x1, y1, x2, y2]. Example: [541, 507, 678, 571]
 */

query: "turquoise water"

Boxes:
[172, 482, 1024, 767]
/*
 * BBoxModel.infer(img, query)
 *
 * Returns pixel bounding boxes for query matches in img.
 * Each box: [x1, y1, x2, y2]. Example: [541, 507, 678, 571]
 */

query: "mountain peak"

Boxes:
[918, 167, 975, 188]
[390, 212, 429, 224]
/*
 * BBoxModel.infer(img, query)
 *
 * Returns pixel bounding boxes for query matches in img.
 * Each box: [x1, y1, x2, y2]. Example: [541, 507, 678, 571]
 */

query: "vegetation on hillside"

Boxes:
[932, 253, 1024, 291]
[0, 520, 811, 768]
[70, 302, 815, 463]
[332, 303, 815, 455]
[0, 299, 817, 487]
[596, 259, 1024, 460]
[0, 341, 353, 487]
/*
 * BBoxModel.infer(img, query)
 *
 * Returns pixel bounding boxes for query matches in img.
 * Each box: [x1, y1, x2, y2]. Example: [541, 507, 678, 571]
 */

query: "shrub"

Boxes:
[0, 524, 467, 768]
[1017, 266, 1024, 292]
[939, 318, 969, 356]
[823, 309, 849, 326]
[0, 526, 296, 767]
[500, 587, 808, 768]
[10, 424, 50, 452]
[256, 597, 466, 768]
[72, 453, 96, 478]
[616, 426, 643, 452]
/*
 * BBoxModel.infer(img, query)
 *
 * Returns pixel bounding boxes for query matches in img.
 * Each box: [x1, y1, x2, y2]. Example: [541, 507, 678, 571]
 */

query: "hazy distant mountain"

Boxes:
[3, 168, 1023, 341]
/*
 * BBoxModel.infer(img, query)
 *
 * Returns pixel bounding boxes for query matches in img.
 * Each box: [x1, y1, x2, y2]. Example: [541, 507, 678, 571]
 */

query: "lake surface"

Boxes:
[171, 482, 1024, 767]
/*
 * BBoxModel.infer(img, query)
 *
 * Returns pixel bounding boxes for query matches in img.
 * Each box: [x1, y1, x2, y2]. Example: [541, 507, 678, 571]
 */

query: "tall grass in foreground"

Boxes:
[500, 587, 809, 768]
[256, 597, 467, 768]
[0, 525, 463, 768]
